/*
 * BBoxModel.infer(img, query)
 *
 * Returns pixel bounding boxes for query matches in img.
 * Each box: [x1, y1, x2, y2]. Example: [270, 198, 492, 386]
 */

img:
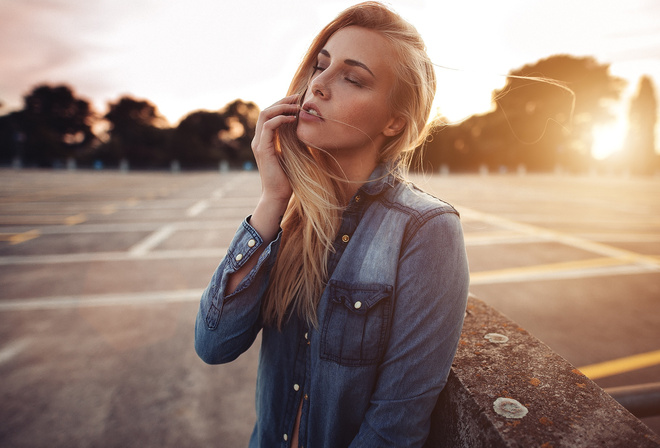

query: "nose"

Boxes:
[310, 72, 330, 99]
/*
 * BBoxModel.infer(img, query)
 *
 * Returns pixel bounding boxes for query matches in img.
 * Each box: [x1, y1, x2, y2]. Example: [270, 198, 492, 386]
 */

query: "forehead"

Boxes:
[322, 26, 395, 74]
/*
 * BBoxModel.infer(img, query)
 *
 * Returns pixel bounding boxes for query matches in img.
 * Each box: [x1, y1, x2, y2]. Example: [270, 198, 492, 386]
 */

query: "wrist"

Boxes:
[257, 194, 290, 215]
[250, 196, 290, 243]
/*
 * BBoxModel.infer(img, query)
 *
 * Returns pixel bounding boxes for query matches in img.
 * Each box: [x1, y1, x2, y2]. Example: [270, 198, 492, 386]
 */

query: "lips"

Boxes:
[301, 102, 323, 120]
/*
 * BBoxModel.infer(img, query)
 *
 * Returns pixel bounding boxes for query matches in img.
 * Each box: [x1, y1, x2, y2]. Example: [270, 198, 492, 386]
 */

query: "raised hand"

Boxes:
[251, 94, 299, 205]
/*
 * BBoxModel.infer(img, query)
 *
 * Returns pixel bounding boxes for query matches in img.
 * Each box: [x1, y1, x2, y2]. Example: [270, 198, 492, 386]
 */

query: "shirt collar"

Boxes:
[358, 163, 399, 197]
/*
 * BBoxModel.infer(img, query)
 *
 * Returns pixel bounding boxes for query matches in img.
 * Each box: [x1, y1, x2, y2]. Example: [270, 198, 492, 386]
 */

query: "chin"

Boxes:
[296, 126, 318, 147]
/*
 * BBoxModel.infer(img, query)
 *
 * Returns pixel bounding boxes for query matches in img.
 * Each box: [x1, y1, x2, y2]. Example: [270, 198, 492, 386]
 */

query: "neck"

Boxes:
[332, 153, 377, 204]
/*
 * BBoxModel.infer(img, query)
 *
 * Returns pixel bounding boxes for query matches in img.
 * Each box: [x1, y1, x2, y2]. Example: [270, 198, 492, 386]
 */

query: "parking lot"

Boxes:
[1, 168, 659, 446]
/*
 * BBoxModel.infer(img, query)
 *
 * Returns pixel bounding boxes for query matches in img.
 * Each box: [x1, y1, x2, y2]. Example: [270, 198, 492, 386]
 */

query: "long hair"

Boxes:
[262, 2, 437, 329]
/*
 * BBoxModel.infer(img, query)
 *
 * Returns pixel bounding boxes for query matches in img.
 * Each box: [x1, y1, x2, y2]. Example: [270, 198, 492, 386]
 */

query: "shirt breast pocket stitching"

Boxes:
[321, 281, 393, 367]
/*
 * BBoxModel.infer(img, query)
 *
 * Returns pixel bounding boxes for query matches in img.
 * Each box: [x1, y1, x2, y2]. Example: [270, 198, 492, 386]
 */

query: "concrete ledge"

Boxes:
[425, 295, 660, 447]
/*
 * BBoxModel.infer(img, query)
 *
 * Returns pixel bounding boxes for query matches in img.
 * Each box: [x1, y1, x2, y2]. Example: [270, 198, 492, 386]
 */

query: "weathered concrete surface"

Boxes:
[426, 295, 660, 447]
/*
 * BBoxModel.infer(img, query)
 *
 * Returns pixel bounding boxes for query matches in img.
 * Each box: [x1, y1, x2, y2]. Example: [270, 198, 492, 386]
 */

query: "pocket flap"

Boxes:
[329, 280, 393, 314]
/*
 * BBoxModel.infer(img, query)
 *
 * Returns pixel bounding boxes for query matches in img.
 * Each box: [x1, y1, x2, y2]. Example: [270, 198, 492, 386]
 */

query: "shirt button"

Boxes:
[304, 332, 308, 340]
[355, 195, 361, 202]
[304, 394, 309, 400]
[247, 239, 256, 248]
[283, 434, 288, 441]
[342, 234, 350, 243]
[354, 301, 362, 310]
[235, 253, 243, 261]
[293, 383, 300, 391]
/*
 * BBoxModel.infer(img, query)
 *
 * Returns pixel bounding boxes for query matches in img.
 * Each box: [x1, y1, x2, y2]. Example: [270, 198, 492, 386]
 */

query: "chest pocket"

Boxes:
[320, 280, 393, 367]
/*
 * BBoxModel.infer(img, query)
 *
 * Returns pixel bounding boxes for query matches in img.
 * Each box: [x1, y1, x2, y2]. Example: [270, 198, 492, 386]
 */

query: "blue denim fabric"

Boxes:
[195, 165, 470, 447]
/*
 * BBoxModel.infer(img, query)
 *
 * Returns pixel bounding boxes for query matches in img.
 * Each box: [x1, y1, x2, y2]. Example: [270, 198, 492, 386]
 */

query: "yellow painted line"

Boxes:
[65, 213, 87, 226]
[0, 230, 41, 244]
[578, 350, 660, 380]
[100, 204, 117, 215]
[470, 257, 634, 284]
[11, 229, 41, 244]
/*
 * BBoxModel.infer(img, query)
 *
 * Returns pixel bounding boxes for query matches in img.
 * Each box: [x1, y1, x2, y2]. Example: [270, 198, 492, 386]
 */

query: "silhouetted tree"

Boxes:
[493, 55, 625, 172]
[0, 111, 25, 165]
[171, 110, 228, 167]
[219, 99, 259, 166]
[169, 99, 259, 169]
[4, 85, 95, 166]
[424, 55, 626, 173]
[101, 96, 171, 168]
[624, 76, 658, 174]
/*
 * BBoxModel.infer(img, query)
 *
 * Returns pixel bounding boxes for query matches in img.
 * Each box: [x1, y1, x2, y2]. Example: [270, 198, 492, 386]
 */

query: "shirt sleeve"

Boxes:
[194, 216, 282, 365]
[349, 211, 470, 447]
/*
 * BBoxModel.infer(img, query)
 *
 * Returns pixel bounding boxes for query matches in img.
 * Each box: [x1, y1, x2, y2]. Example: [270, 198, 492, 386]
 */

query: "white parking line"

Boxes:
[0, 248, 227, 265]
[128, 225, 177, 257]
[0, 339, 30, 363]
[212, 187, 227, 199]
[460, 206, 660, 270]
[186, 200, 210, 217]
[0, 289, 206, 311]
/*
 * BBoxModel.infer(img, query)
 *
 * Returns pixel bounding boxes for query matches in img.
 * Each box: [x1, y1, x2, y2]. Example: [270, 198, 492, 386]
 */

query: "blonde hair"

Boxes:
[262, 1, 437, 328]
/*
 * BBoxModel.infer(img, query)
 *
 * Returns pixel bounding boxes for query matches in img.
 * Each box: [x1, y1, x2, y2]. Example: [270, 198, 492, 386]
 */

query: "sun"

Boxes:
[591, 117, 628, 160]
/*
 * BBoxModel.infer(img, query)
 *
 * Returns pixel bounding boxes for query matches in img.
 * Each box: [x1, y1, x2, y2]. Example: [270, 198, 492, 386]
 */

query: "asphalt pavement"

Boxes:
[0, 168, 658, 446]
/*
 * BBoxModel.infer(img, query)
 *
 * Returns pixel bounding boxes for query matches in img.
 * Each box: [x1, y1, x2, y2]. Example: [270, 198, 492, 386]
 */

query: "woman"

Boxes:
[195, 2, 470, 446]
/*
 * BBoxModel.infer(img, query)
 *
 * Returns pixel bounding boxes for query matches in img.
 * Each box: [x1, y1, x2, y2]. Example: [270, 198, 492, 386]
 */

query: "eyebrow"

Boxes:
[319, 49, 375, 78]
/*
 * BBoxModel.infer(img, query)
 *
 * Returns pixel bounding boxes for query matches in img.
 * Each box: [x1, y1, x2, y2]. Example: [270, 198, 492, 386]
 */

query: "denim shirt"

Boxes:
[195, 165, 470, 447]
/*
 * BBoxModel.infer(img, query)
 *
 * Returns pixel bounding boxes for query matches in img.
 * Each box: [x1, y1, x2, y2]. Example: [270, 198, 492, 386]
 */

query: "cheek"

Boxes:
[343, 100, 390, 133]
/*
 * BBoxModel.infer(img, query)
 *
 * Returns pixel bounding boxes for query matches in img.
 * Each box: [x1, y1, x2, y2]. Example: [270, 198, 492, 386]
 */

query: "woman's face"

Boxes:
[297, 26, 402, 164]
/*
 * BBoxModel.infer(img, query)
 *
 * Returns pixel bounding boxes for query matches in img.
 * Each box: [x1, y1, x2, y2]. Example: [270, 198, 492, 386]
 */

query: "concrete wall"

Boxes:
[425, 295, 660, 447]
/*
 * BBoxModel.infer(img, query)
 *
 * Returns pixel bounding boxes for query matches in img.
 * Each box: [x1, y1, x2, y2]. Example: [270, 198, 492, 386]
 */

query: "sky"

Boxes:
[1, 0, 659, 156]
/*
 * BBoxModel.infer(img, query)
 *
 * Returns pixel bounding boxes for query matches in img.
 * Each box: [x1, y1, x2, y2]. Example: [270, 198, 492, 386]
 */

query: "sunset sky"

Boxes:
[1, 0, 659, 157]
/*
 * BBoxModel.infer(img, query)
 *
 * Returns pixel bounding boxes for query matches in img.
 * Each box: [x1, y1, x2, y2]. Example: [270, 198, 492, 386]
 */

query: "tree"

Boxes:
[11, 84, 95, 166]
[101, 96, 171, 168]
[492, 55, 625, 172]
[624, 76, 658, 174]
[170, 110, 228, 167]
[0, 111, 25, 165]
[422, 55, 626, 173]
[169, 99, 259, 169]
[218, 99, 259, 166]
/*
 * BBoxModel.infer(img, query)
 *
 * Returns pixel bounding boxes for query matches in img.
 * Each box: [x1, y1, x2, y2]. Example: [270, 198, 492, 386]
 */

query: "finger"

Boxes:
[262, 103, 299, 119]
[261, 95, 299, 119]
[260, 114, 297, 140]
[254, 101, 299, 141]
[252, 114, 297, 151]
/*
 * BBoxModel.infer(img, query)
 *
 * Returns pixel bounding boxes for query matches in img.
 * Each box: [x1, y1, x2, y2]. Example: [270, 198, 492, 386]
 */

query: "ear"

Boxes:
[383, 116, 406, 137]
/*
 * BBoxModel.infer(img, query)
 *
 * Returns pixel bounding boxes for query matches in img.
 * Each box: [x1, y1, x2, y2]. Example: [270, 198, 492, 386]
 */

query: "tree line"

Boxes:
[421, 55, 658, 175]
[0, 88, 259, 171]
[0, 54, 657, 174]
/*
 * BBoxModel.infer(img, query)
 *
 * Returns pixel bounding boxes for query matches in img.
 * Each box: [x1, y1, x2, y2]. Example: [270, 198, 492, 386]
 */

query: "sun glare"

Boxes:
[591, 118, 628, 160]
[433, 69, 503, 124]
